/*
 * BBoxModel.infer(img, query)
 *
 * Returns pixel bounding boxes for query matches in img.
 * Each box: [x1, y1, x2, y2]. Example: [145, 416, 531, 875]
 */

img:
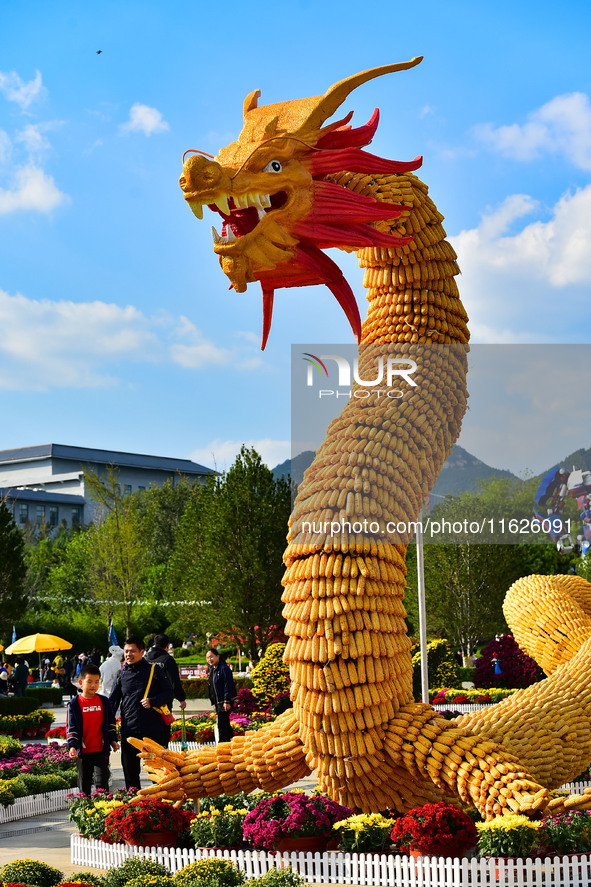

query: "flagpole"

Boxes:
[416, 505, 429, 703]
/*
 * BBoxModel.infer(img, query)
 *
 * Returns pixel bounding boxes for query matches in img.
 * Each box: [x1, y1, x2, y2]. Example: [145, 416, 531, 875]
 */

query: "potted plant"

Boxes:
[476, 814, 542, 861]
[67, 788, 136, 839]
[391, 802, 478, 859]
[37, 708, 55, 736]
[0, 715, 21, 738]
[540, 810, 591, 856]
[333, 812, 395, 853]
[21, 714, 38, 739]
[190, 804, 248, 849]
[103, 798, 191, 847]
[243, 791, 353, 852]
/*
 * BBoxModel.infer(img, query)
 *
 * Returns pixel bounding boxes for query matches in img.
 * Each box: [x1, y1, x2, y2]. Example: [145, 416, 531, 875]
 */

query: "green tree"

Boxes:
[24, 524, 78, 601]
[87, 468, 149, 636]
[167, 446, 290, 661]
[137, 478, 194, 566]
[0, 500, 27, 638]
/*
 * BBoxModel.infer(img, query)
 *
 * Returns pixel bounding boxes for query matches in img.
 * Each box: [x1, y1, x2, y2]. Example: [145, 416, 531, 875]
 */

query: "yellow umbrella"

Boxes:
[5, 633, 72, 655]
[5, 633, 73, 678]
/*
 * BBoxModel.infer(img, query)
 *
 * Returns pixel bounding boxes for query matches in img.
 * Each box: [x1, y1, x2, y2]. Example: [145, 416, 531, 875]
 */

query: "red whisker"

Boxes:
[316, 109, 380, 150]
[307, 147, 423, 177]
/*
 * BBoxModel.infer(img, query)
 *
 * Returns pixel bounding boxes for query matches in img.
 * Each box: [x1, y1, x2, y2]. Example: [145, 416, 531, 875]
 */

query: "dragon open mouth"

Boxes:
[208, 191, 288, 244]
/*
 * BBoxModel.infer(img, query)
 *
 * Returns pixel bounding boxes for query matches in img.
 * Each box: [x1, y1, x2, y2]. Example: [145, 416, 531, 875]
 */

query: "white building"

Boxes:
[0, 443, 214, 529]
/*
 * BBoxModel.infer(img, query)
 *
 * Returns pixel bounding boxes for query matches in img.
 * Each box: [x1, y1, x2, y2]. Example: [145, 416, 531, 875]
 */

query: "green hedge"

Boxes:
[457, 666, 477, 684]
[181, 676, 252, 698]
[26, 686, 64, 705]
[0, 772, 77, 807]
[0, 697, 39, 715]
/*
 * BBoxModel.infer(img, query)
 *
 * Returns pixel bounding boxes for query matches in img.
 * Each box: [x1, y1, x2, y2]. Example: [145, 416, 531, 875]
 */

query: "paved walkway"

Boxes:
[0, 699, 317, 877]
[0, 699, 206, 875]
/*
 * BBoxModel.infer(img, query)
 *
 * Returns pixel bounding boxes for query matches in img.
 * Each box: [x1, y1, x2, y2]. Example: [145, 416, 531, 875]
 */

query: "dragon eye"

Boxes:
[262, 159, 282, 173]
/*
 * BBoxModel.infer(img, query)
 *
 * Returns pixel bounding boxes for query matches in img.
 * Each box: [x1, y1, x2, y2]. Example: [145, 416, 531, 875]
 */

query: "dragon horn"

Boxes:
[298, 57, 423, 135]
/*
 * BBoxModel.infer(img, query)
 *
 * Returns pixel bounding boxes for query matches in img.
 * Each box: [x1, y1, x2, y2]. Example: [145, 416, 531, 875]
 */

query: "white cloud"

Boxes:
[0, 164, 67, 213]
[170, 316, 231, 368]
[0, 129, 11, 164]
[0, 291, 263, 391]
[0, 70, 45, 109]
[450, 185, 591, 342]
[474, 92, 591, 170]
[120, 103, 169, 136]
[15, 122, 61, 156]
[0, 291, 163, 390]
[190, 438, 291, 472]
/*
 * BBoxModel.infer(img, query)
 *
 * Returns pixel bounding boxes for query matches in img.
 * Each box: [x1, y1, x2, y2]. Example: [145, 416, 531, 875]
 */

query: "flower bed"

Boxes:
[70, 836, 591, 885]
[0, 740, 77, 806]
[169, 713, 273, 745]
[67, 788, 591, 886]
[430, 687, 517, 705]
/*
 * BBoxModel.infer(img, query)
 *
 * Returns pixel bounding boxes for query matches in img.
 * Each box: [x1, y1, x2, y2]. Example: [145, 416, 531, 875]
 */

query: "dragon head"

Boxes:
[180, 58, 423, 348]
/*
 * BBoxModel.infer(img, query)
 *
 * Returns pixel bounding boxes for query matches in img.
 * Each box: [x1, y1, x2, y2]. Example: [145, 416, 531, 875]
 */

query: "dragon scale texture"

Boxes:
[133, 60, 591, 820]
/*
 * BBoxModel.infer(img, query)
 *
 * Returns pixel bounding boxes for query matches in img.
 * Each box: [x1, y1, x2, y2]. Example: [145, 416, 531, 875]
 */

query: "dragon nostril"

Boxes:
[182, 153, 227, 193]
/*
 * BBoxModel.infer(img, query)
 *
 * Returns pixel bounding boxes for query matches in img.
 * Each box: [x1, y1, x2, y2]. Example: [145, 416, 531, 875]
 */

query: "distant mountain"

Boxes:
[272, 451, 315, 488]
[553, 446, 591, 475]
[430, 445, 517, 500]
[272, 444, 517, 499]
[272, 443, 591, 499]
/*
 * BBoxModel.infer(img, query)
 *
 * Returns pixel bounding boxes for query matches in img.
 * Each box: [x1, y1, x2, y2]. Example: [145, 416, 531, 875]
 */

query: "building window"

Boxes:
[71, 506, 81, 526]
[49, 505, 59, 527]
[124, 484, 132, 495]
[138, 486, 146, 492]
[19, 503, 29, 523]
[36, 504, 45, 524]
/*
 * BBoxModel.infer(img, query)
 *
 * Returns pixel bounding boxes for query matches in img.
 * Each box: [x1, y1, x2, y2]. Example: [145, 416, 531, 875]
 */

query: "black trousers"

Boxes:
[216, 707, 234, 743]
[77, 751, 110, 796]
[121, 727, 170, 790]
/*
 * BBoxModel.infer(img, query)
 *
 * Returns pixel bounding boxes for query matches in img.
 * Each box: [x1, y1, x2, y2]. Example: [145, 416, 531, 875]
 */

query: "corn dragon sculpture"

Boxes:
[132, 58, 591, 820]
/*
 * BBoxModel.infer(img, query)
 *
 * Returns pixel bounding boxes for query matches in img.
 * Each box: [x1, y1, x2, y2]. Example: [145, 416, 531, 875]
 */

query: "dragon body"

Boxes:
[134, 60, 591, 820]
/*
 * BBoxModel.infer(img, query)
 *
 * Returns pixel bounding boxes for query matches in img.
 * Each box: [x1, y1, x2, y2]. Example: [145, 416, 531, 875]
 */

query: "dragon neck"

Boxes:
[327, 171, 470, 347]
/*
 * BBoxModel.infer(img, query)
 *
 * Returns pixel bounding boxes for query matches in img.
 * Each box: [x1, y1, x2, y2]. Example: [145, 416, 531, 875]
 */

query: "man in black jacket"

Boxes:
[145, 634, 187, 713]
[109, 636, 172, 790]
[206, 648, 236, 742]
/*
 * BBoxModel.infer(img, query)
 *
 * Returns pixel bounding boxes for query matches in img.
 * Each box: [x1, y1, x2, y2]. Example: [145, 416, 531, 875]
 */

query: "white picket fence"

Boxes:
[169, 741, 216, 752]
[70, 837, 591, 885]
[0, 788, 70, 823]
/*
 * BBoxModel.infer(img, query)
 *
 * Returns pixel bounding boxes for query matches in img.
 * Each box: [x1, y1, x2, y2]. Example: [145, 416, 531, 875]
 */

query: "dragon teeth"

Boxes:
[213, 195, 230, 215]
[190, 202, 204, 220]
[232, 192, 271, 211]
[212, 224, 236, 244]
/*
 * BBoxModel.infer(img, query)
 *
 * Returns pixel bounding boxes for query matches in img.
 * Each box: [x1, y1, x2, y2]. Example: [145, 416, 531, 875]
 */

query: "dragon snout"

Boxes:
[179, 154, 232, 219]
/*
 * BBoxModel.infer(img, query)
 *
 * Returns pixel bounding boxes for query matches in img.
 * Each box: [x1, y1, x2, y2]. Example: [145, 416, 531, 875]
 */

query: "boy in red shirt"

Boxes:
[67, 663, 119, 795]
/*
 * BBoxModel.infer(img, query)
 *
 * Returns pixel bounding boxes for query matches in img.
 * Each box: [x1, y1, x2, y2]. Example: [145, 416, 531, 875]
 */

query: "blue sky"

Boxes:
[1, 0, 590, 474]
